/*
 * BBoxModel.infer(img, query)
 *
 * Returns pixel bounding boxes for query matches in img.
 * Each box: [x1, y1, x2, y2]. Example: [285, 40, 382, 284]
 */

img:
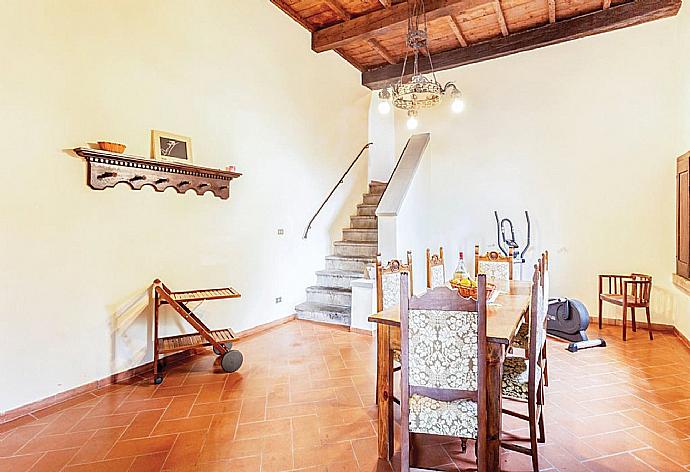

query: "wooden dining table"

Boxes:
[368, 279, 532, 471]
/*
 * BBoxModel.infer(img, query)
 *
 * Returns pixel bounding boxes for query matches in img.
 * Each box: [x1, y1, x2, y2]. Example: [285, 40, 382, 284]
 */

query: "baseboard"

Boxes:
[598, 316, 675, 332]
[674, 327, 690, 351]
[0, 314, 296, 428]
[350, 326, 374, 336]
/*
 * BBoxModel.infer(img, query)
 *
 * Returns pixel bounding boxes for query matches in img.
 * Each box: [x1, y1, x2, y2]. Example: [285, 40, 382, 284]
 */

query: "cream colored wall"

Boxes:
[380, 12, 690, 335]
[673, 4, 690, 338]
[0, 1, 369, 412]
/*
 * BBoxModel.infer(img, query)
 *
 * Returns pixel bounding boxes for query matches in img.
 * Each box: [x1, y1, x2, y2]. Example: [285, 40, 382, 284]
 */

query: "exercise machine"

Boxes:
[495, 210, 531, 280]
[547, 298, 606, 352]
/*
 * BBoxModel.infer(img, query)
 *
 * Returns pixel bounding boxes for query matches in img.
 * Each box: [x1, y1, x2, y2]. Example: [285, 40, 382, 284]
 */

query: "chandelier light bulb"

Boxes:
[406, 111, 419, 131]
[451, 95, 465, 114]
[378, 99, 391, 115]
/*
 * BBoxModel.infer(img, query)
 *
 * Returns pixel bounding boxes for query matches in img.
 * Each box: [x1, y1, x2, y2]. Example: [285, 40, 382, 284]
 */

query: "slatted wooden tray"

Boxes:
[168, 287, 241, 303]
[158, 328, 235, 353]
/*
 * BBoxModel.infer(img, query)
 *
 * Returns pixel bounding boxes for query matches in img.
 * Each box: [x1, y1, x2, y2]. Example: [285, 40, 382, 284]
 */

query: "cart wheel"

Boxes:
[213, 342, 233, 355]
[154, 375, 163, 385]
[221, 350, 243, 373]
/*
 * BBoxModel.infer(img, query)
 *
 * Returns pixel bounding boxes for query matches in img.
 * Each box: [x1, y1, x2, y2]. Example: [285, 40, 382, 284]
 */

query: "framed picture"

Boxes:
[151, 130, 193, 164]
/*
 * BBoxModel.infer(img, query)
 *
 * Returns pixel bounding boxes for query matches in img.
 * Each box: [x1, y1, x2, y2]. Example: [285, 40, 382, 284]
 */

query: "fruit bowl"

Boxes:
[97, 141, 126, 153]
[450, 280, 496, 300]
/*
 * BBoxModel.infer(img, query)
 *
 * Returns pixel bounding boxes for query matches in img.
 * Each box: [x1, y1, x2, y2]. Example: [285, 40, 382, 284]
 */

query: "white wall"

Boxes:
[0, 1, 369, 412]
[376, 9, 690, 335]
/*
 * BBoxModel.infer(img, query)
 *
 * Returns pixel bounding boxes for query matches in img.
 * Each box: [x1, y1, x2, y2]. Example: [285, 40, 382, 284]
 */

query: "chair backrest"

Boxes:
[400, 272, 488, 459]
[426, 247, 446, 289]
[630, 273, 652, 304]
[475, 245, 513, 280]
[522, 256, 546, 401]
[376, 251, 413, 312]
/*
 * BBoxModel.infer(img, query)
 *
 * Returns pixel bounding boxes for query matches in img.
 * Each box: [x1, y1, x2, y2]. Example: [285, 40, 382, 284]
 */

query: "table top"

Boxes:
[368, 279, 532, 345]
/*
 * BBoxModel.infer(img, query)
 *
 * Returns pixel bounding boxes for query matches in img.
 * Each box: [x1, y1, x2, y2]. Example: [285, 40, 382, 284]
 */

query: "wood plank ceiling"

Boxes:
[270, 0, 681, 89]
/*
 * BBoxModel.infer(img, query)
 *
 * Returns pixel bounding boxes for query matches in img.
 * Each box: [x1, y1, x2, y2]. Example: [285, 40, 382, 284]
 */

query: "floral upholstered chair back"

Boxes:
[376, 251, 413, 312]
[399, 273, 488, 447]
[426, 247, 446, 289]
[475, 245, 513, 281]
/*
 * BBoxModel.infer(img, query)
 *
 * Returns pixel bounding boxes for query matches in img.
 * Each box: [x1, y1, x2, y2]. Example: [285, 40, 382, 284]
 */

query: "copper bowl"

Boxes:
[98, 141, 126, 153]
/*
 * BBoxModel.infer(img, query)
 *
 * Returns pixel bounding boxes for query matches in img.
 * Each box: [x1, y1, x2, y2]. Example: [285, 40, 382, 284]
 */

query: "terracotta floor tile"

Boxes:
[68, 426, 126, 464]
[0, 453, 43, 472]
[162, 431, 205, 469]
[632, 448, 687, 471]
[585, 428, 648, 456]
[105, 434, 176, 459]
[62, 457, 134, 472]
[112, 398, 173, 415]
[238, 397, 267, 424]
[584, 452, 655, 471]
[17, 431, 95, 455]
[128, 451, 168, 472]
[27, 448, 78, 472]
[119, 409, 165, 440]
[234, 418, 291, 441]
[150, 415, 212, 436]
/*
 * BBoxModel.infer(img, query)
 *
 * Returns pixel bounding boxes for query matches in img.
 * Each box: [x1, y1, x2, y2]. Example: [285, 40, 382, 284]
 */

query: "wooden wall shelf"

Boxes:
[74, 147, 241, 200]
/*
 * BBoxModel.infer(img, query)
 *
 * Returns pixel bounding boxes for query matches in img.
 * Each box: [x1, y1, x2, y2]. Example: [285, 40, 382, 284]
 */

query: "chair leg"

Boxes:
[646, 306, 654, 341]
[528, 402, 539, 472]
[631, 307, 637, 332]
[538, 408, 546, 444]
[598, 298, 603, 329]
[542, 343, 549, 387]
[622, 303, 627, 341]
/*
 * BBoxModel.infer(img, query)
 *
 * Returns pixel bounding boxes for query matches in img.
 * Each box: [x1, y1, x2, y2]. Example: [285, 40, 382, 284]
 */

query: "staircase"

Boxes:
[295, 180, 387, 326]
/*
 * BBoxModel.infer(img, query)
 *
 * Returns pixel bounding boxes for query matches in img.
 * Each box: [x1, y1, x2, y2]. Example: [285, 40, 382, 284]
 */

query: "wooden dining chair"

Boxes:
[501, 256, 547, 472]
[376, 251, 413, 312]
[599, 273, 653, 341]
[426, 247, 445, 288]
[475, 244, 513, 280]
[512, 251, 550, 386]
[376, 252, 413, 402]
[399, 272, 489, 472]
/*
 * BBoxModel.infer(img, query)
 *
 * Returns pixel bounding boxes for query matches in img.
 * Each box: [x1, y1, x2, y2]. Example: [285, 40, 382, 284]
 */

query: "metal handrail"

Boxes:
[303, 142, 373, 239]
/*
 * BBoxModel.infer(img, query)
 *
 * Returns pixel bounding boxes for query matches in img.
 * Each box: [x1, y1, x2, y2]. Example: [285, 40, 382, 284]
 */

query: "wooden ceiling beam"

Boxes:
[548, 0, 557, 22]
[362, 0, 681, 89]
[603, 0, 612, 8]
[379, 0, 392, 6]
[494, 0, 510, 36]
[270, 0, 316, 32]
[324, 0, 352, 21]
[312, 0, 491, 52]
[367, 38, 397, 64]
[447, 15, 469, 46]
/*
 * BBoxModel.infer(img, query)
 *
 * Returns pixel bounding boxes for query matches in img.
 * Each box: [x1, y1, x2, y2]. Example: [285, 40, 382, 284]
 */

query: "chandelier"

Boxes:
[377, 0, 464, 130]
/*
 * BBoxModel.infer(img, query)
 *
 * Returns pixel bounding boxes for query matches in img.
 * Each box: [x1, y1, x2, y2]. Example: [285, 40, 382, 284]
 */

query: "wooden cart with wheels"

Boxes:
[152, 279, 243, 384]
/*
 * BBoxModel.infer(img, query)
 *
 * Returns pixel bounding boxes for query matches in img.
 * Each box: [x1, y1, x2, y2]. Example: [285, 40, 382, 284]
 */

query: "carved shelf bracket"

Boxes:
[74, 148, 241, 200]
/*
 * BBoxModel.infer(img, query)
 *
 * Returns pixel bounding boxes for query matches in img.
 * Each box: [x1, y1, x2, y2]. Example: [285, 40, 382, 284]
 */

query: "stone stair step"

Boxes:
[316, 269, 364, 289]
[369, 181, 387, 195]
[306, 285, 352, 306]
[333, 241, 378, 258]
[357, 204, 377, 216]
[350, 215, 377, 229]
[363, 193, 383, 205]
[342, 228, 378, 242]
[295, 301, 351, 326]
[325, 255, 375, 272]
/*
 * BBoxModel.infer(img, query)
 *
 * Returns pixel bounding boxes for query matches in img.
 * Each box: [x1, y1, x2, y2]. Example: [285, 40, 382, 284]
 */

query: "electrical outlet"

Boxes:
[275, 297, 282, 304]
[277, 228, 284, 235]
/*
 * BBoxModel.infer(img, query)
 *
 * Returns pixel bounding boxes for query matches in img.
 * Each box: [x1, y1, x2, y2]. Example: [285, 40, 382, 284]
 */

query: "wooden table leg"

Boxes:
[376, 324, 394, 460]
[485, 342, 505, 471]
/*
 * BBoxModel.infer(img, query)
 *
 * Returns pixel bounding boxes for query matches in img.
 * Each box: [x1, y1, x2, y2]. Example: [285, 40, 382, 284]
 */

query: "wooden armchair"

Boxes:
[399, 272, 488, 471]
[426, 247, 445, 288]
[598, 273, 653, 341]
[475, 245, 513, 280]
